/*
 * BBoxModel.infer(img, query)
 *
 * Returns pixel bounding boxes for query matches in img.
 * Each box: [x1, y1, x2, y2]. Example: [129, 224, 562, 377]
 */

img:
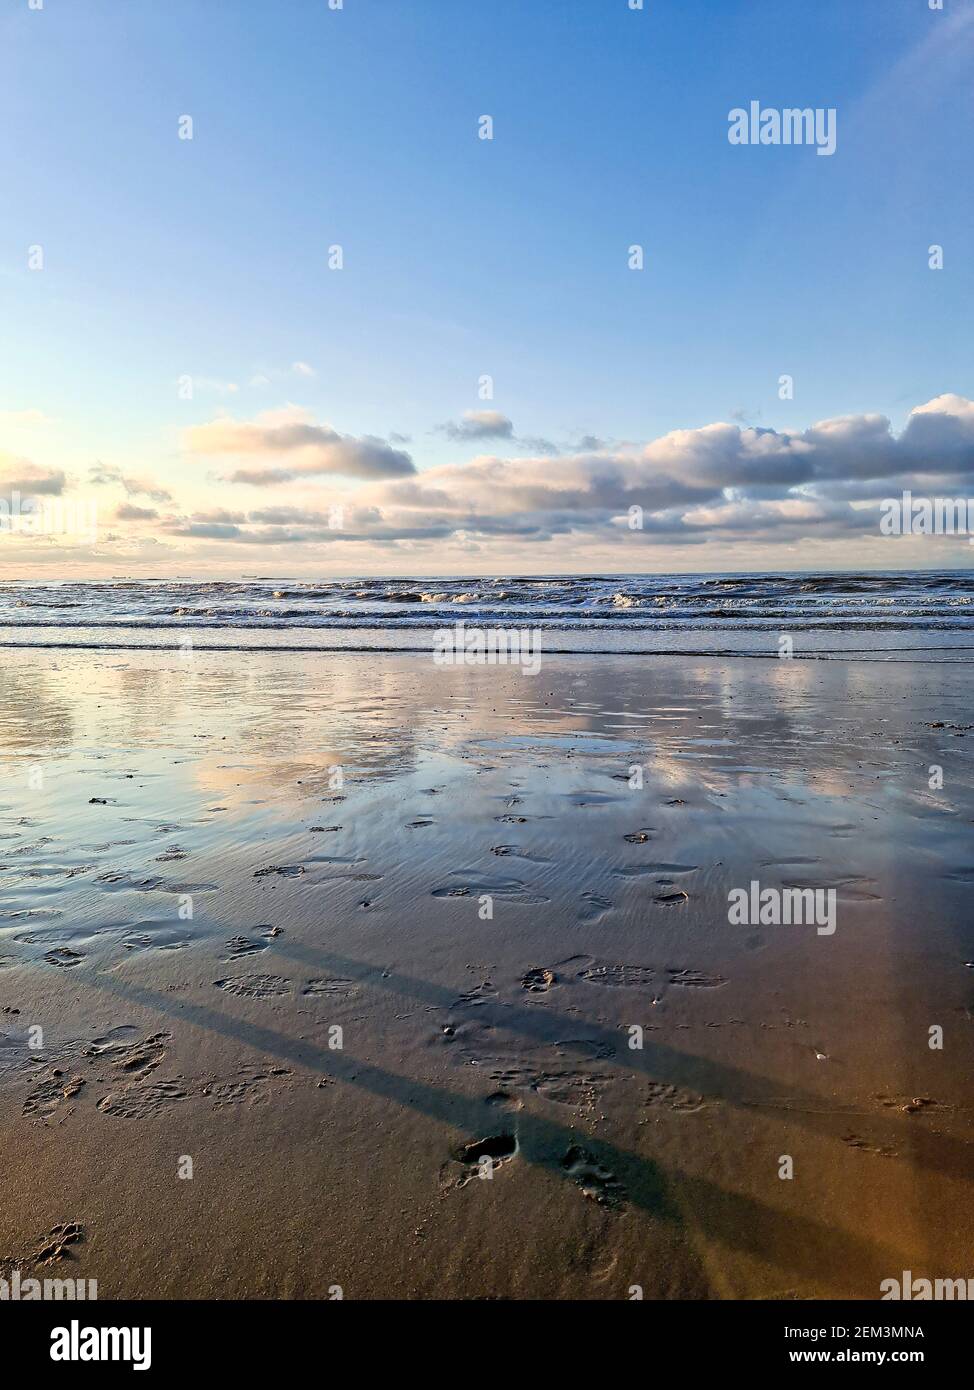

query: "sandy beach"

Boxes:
[1, 643, 971, 1300]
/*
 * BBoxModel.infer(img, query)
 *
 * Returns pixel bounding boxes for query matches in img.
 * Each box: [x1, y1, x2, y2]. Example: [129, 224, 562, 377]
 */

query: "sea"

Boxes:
[0, 571, 972, 660]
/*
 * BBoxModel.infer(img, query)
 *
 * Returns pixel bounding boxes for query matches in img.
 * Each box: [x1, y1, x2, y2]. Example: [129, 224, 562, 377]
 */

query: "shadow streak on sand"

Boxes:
[84, 970, 914, 1290]
[270, 940, 974, 1190]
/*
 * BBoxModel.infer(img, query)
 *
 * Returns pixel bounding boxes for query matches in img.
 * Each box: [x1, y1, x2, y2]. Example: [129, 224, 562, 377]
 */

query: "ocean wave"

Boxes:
[1, 572, 972, 637]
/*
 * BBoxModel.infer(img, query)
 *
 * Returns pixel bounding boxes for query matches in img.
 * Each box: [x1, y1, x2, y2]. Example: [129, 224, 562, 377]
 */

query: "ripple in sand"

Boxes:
[613, 862, 697, 877]
[3, 908, 64, 922]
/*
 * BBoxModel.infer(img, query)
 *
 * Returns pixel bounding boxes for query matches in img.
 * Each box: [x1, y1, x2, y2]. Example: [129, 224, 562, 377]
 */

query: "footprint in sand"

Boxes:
[34, 1222, 85, 1265]
[302, 977, 359, 997]
[43, 948, 84, 968]
[110, 1032, 170, 1079]
[841, 1133, 897, 1158]
[214, 974, 293, 999]
[460, 1033, 615, 1110]
[122, 934, 154, 950]
[96, 872, 217, 894]
[578, 962, 656, 988]
[561, 1146, 626, 1209]
[432, 877, 550, 905]
[521, 967, 556, 993]
[667, 968, 726, 989]
[204, 1066, 292, 1109]
[97, 1079, 187, 1119]
[484, 1090, 522, 1111]
[447, 1133, 519, 1188]
[578, 891, 613, 924]
[453, 980, 497, 1007]
[83, 1025, 139, 1054]
[614, 863, 697, 879]
[23, 1069, 86, 1118]
[875, 1093, 941, 1115]
[224, 936, 269, 959]
[644, 1080, 706, 1113]
[490, 845, 550, 864]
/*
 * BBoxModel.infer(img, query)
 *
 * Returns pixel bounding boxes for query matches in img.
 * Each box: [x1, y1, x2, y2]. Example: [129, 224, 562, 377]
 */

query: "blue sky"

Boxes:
[1, 0, 972, 575]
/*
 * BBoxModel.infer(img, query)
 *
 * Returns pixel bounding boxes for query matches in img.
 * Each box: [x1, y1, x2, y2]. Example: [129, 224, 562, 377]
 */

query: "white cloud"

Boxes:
[437, 410, 515, 442]
[186, 406, 416, 482]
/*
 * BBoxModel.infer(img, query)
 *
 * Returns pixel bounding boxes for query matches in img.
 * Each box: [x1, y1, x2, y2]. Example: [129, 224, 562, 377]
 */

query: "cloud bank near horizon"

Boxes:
[3, 394, 974, 567]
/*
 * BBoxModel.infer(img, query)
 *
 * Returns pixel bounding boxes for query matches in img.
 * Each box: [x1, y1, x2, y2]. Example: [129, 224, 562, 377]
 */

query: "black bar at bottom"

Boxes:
[2, 1299, 964, 1374]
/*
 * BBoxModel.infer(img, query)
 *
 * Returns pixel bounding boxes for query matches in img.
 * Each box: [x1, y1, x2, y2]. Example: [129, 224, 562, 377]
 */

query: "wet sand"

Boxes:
[1, 647, 972, 1299]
